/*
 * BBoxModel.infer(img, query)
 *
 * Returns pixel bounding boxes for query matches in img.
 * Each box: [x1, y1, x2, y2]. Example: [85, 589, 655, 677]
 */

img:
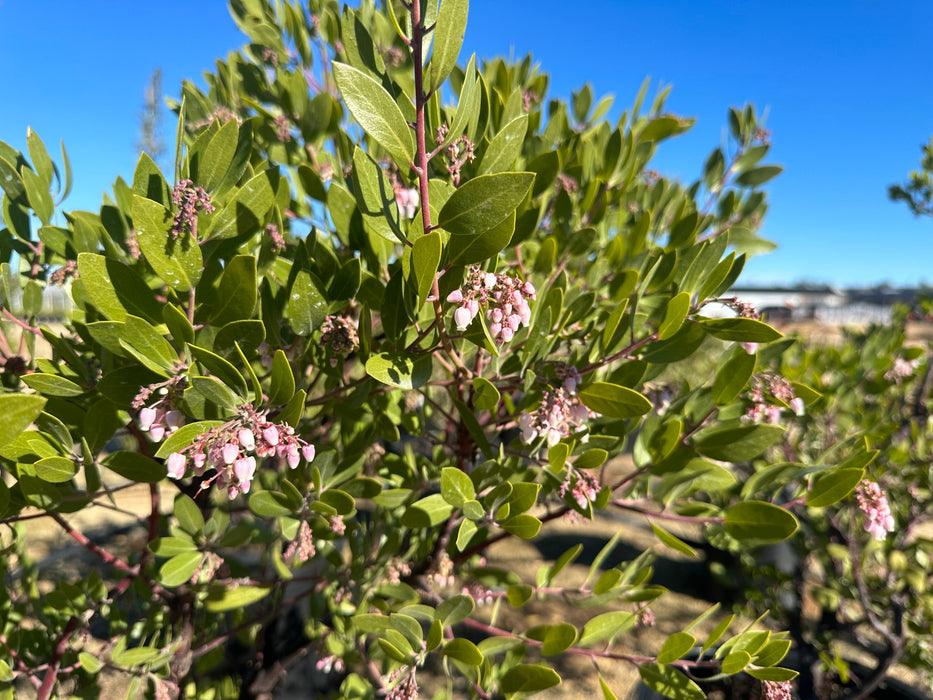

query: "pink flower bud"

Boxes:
[466, 299, 479, 317]
[484, 272, 497, 289]
[222, 442, 239, 465]
[192, 452, 207, 474]
[287, 447, 300, 469]
[238, 428, 256, 451]
[302, 444, 316, 462]
[446, 289, 463, 304]
[522, 281, 536, 298]
[500, 326, 514, 342]
[454, 306, 473, 331]
[228, 486, 240, 500]
[490, 322, 502, 337]
[741, 342, 758, 355]
[490, 308, 503, 323]
[149, 424, 165, 442]
[138, 407, 158, 431]
[507, 314, 521, 331]
[234, 456, 256, 484]
[263, 426, 280, 447]
[166, 452, 186, 479]
[790, 397, 805, 416]
[164, 410, 183, 430]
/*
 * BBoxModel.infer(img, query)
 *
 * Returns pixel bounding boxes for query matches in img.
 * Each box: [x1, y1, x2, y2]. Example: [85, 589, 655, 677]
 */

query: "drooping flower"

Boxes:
[854, 480, 895, 540]
[447, 265, 536, 344]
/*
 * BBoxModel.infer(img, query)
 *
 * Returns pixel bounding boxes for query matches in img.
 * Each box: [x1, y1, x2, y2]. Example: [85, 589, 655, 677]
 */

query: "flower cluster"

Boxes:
[283, 520, 316, 564]
[884, 356, 919, 383]
[266, 223, 286, 253]
[745, 373, 804, 424]
[559, 468, 600, 510]
[49, 260, 77, 286]
[519, 384, 594, 448]
[134, 376, 186, 441]
[447, 265, 536, 343]
[762, 680, 792, 700]
[165, 404, 315, 500]
[171, 179, 214, 239]
[273, 113, 292, 142]
[319, 315, 359, 363]
[854, 479, 895, 540]
[394, 184, 419, 219]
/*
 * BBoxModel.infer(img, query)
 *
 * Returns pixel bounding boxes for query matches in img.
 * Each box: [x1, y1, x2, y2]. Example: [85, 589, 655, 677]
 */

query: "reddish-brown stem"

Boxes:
[0, 631, 41, 688]
[1, 308, 41, 336]
[37, 616, 79, 700]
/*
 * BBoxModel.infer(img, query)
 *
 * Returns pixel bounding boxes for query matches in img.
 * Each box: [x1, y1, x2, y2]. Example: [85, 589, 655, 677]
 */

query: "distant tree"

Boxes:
[889, 135, 933, 217]
[136, 67, 166, 165]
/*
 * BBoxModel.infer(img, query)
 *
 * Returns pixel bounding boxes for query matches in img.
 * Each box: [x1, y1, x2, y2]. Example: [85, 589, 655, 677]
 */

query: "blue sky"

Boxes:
[1, 1, 931, 287]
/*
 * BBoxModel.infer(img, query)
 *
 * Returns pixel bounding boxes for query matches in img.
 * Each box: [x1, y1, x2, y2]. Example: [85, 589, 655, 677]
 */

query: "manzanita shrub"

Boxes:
[0, 0, 903, 698]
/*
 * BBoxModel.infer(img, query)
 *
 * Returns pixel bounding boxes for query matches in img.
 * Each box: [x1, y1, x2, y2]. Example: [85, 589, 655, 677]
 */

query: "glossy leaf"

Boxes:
[427, 0, 469, 92]
[412, 230, 441, 306]
[438, 172, 534, 237]
[0, 396, 47, 449]
[441, 467, 475, 507]
[332, 62, 414, 170]
[807, 467, 864, 507]
[725, 501, 798, 544]
[693, 422, 783, 461]
[699, 317, 782, 343]
[132, 194, 203, 291]
[365, 352, 433, 390]
[208, 254, 257, 326]
[578, 382, 652, 418]
[500, 664, 561, 694]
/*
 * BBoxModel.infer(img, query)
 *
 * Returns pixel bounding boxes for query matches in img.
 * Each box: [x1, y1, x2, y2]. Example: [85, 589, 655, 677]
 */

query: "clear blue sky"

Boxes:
[1, 1, 931, 287]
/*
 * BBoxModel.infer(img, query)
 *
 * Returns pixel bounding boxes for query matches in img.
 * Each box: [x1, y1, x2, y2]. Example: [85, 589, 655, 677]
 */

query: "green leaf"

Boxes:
[456, 518, 477, 550]
[746, 667, 799, 682]
[575, 448, 608, 470]
[712, 347, 757, 405]
[192, 375, 242, 410]
[722, 650, 752, 674]
[132, 194, 203, 291]
[427, 0, 469, 92]
[26, 127, 53, 185]
[530, 623, 578, 656]
[725, 501, 798, 544]
[206, 169, 275, 240]
[195, 119, 238, 192]
[149, 536, 197, 557]
[651, 523, 698, 558]
[158, 551, 203, 587]
[657, 632, 697, 664]
[120, 314, 178, 377]
[439, 172, 533, 237]
[441, 467, 475, 507]
[442, 638, 483, 666]
[578, 382, 652, 419]
[579, 612, 636, 647]
[208, 254, 256, 326]
[412, 230, 441, 307]
[479, 114, 528, 175]
[702, 614, 734, 653]
[365, 352, 433, 390]
[104, 451, 166, 483]
[174, 493, 205, 534]
[351, 147, 405, 244]
[497, 576, 535, 607]
[20, 373, 85, 397]
[249, 490, 295, 518]
[402, 493, 454, 528]
[501, 513, 542, 539]
[807, 467, 864, 507]
[268, 350, 296, 405]
[332, 62, 414, 171]
[754, 639, 792, 667]
[693, 422, 783, 461]
[188, 343, 248, 399]
[77, 253, 162, 323]
[436, 594, 474, 627]
[637, 663, 704, 700]
[699, 317, 782, 343]
[34, 456, 77, 483]
[471, 376, 500, 410]
[500, 664, 561, 695]
[285, 269, 327, 335]
[734, 165, 783, 187]
[163, 302, 195, 345]
[155, 420, 224, 458]
[658, 291, 690, 340]
[445, 210, 515, 266]
[77, 652, 101, 674]
[205, 584, 272, 611]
